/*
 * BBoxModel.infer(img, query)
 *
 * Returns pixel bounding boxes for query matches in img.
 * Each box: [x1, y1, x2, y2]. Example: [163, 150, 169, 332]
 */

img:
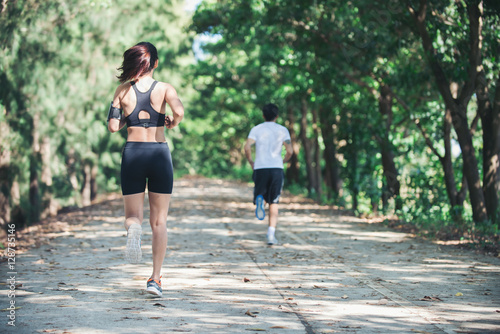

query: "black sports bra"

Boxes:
[125, 81, 165, 128]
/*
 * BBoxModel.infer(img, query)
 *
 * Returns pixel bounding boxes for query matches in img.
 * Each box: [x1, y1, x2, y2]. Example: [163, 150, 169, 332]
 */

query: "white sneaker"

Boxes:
[255, 195, 265, 220]
[125, 224, 142, 263]
[267, 235, 278, 245]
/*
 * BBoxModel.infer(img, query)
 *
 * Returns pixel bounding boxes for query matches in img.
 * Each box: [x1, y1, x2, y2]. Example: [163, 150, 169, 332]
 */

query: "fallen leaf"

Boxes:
[245, 310, 259, 317]
[271, 326, 288, 329]
[57, 288, 78, 291]
[243, 278, 250, 282]
[420, 296, 443, 302]
[1, 306, 21, 311]
[455, 292, 463, 297]
[341, 295, 349, 299]
[153, 303, 166, 307]
[149, 317, 161, 319]
[245, 329, 265, 332]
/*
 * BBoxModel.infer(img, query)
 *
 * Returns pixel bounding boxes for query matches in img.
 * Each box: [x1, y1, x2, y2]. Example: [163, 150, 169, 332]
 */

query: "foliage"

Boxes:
[185, 0, 500, 238]
[0, 0, 193, 227]
[1, 0, 498, 242]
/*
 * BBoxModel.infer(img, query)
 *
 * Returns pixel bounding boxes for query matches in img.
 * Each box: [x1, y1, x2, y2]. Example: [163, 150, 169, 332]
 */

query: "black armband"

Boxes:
[107, 102, 123, 121]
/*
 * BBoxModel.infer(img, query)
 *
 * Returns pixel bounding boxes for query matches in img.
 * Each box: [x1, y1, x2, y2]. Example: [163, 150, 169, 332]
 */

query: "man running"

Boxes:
[244, 103, 293, 245]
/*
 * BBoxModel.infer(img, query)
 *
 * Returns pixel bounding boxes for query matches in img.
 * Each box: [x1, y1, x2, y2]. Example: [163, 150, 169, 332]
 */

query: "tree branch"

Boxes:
[458, 0, 482, 103]
[414, 118, 443, 159]
[343, 72, 379, 99]
[407, 0, 456, 108]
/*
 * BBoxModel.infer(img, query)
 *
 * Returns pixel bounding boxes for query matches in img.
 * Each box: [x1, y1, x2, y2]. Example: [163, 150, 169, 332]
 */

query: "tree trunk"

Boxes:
[311, 108, 323, 200]
[0, 117, 11, 229]
[454, 103, 488, 222]
[345, 110, 359, 212]
[299, 98, 316, 195]
[285, 105, 300, 184]
[29, 113, 41, 224]
[378, 85, 401, 210]
[351, 147, 359, 212]
[441, 107, 459, 207]
[408, 0, 488, 222]
[477, 74, 500, 223]
[91, 164, 98, 202]
[319, 106, 342, 200]
[82, 163, 92, 207]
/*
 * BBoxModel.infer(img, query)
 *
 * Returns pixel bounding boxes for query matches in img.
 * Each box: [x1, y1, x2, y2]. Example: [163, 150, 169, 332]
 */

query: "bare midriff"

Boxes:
[127, 127, 166, 143]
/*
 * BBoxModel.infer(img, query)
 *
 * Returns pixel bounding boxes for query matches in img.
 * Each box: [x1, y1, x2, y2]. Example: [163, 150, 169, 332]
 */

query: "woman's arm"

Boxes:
[108, 86, 127, 133]
[164, 84, 184, 129]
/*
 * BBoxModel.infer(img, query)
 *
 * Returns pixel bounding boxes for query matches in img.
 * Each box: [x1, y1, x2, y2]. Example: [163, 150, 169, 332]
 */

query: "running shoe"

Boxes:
[255, 195, 265, 220]
[125, 223, 142, 263]
[146, 277, 162, 297]
[267, 234, 279, 245]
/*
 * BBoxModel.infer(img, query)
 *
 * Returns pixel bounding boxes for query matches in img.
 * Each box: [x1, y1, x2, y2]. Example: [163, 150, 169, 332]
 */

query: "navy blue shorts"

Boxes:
[253, 168, 284, 204]
[121, 142, 173, 195]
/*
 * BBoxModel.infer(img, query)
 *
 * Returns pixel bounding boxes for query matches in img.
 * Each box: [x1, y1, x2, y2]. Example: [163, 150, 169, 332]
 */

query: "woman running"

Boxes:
[107, 42, 184, 297]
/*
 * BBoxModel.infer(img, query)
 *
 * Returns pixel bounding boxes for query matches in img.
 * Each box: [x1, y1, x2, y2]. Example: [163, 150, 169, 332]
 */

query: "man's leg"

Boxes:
[267, 203, 279, 244]
[268, 203, 278, 228]
[266, 169, 284, 245]
[253, 169, 267, 220]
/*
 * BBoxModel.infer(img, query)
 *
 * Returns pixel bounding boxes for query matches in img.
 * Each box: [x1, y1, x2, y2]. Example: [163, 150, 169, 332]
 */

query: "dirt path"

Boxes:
[2, 177, 500, 333]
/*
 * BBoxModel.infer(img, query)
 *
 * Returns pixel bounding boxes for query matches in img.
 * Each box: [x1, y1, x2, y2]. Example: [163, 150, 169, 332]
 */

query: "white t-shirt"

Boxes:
[248, 122, 291, 169]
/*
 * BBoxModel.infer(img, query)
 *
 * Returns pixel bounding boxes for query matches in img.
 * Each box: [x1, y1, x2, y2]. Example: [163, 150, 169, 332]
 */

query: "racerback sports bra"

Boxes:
[125, 81, 166, 128]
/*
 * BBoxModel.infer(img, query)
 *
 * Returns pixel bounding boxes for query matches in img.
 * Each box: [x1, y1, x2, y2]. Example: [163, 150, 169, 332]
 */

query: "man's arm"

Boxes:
[283, 139, 293, 163]
[244, 138, 256, 169]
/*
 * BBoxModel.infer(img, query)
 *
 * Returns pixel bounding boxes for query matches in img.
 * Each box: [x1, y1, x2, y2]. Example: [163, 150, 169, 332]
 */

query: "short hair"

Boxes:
[262, 103, 279, 121]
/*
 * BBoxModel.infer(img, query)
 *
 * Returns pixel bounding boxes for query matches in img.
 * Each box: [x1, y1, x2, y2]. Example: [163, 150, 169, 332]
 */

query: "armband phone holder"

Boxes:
[107, 102, 123, 121]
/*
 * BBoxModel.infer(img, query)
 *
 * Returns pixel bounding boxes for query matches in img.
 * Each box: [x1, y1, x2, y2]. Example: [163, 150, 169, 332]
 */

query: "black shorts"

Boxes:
[121, 142, 173, 195]
[253, 168, 284, 204]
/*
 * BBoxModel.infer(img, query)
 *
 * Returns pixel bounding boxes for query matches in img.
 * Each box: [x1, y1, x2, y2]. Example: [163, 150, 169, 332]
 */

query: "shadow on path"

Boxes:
[1, 177, 499, 333]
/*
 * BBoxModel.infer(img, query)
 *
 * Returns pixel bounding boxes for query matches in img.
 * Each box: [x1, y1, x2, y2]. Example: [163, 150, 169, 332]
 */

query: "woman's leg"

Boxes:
[123, 192, 145, 229]
[148, 192, 171, 280]
[123, 193, 145, 263]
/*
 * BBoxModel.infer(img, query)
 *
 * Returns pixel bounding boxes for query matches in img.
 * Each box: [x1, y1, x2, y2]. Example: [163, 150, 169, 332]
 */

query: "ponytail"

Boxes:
[117, 42, 158, 83]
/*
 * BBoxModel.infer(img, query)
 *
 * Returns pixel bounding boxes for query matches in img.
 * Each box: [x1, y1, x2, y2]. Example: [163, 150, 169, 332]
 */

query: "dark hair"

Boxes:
[262, 103, 279, 121]
[117, 42, 158, 83]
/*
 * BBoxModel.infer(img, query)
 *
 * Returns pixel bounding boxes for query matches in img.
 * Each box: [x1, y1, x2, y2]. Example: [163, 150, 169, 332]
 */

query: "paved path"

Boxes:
[2, 178, 500, 333]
